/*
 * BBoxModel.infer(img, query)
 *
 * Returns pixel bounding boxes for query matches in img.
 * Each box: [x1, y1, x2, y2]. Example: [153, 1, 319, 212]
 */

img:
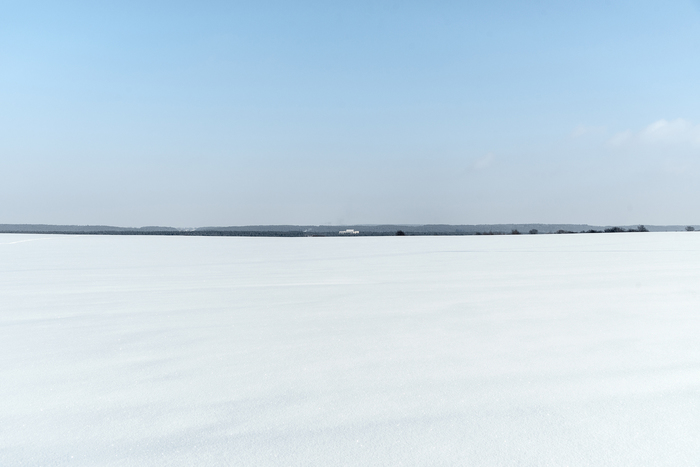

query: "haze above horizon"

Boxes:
[3, 1, 700, 227]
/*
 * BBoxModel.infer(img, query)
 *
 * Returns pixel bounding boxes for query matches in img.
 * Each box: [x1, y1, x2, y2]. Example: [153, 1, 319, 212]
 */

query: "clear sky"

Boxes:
[2, 1, 700, 227]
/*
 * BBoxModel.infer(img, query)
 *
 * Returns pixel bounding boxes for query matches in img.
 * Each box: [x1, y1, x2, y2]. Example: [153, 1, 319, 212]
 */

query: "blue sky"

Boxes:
[2, 1, 700, 226]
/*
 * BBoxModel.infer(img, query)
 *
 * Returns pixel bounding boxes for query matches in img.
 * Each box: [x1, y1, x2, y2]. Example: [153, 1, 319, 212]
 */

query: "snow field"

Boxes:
[1, 233, 700, 465]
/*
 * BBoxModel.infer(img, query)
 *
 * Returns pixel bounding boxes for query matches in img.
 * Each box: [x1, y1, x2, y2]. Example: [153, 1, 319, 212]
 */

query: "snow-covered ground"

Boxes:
[2, 233, 700, 466]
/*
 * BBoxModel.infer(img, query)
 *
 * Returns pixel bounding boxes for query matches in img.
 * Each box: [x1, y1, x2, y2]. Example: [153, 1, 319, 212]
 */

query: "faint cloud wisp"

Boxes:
[610, 118, 700, 147]
[472, 152, 495, 170]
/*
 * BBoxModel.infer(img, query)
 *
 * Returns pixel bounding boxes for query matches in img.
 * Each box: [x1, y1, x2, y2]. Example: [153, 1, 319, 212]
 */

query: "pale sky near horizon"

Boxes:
[2, 1, 700, 227]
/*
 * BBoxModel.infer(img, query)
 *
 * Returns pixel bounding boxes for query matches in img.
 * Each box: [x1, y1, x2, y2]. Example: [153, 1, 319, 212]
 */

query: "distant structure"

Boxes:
[339, 229, 359, 235]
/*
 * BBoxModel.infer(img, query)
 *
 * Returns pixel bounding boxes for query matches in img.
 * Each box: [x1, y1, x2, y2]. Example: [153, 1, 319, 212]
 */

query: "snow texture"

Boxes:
[1, 233, 700, 466]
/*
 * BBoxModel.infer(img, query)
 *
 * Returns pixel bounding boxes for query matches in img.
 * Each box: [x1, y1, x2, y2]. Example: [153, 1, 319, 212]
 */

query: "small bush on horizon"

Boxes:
[511, 229, 521, 235]
[396, 230, 406, 236]
[529, 229, 538, 235]
[686, 226, 695, 231]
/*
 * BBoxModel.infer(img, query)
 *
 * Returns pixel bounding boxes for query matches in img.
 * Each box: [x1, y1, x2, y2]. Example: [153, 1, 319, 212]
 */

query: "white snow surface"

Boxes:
[2, 233, 700, 466]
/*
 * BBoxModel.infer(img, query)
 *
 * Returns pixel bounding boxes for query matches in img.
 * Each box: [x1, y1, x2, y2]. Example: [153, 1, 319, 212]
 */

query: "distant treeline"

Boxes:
[1, 224, 698, 237]
[0, 229, 306, 237]
[471, 225, 652, 236]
